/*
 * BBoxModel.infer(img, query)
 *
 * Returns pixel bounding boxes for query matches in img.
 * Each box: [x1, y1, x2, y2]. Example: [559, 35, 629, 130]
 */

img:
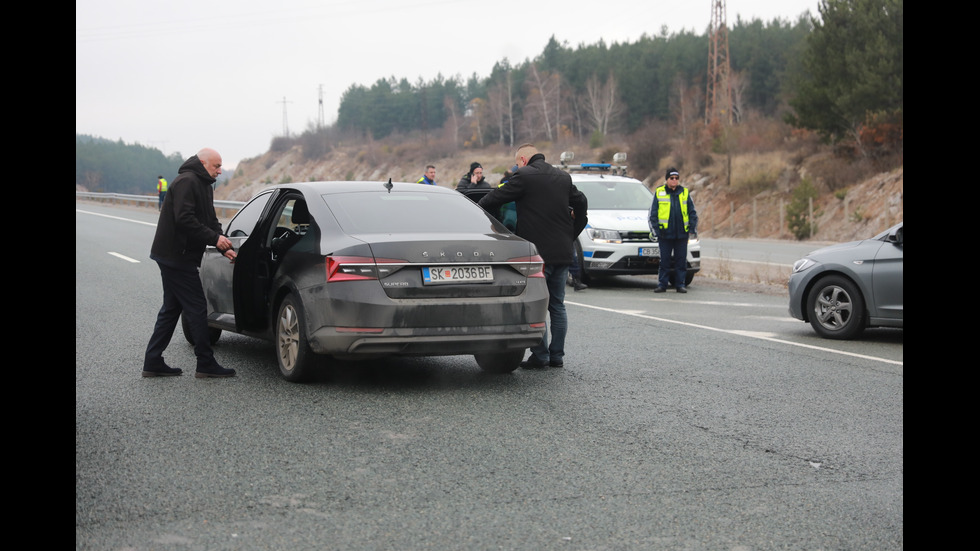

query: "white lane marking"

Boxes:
[78, 209, 153, 263]
[108, 252, 140, 263]
[566, 300, 902, 366]
[700, 255, 794, 268]
[76, 209, 156, 227]
[648, 298, 780, 308]
[730, 330, 781, 338]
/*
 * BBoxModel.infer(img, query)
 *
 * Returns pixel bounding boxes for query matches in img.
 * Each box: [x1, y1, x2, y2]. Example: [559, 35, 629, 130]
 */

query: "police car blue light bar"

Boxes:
[557, 151, 628, 176]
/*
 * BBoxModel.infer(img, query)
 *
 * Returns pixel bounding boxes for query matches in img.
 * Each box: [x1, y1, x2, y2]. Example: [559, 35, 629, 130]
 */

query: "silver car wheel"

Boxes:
[278, 302, 300, 372]
[815, 286, 851, 327]
[275, 295, 316, 382]
[807, 275, 866, 340]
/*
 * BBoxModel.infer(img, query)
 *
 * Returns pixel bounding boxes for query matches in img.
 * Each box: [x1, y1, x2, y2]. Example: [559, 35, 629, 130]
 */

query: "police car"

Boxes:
[560, 152, 701, 286]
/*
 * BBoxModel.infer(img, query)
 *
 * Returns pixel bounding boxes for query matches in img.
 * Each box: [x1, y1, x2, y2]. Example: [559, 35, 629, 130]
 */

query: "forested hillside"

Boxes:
[75, 135, 185, 195]
[78, 0, 902, 246]
[333, 17, 809, 148]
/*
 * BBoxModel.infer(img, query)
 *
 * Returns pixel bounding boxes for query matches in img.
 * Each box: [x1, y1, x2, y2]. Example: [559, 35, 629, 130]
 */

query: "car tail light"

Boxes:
[325, 256, 406, 282]
[511, 255, 545, 278]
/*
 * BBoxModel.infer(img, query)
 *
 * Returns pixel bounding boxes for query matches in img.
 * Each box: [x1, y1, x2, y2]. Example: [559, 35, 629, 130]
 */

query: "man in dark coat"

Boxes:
[142, 148, 238, 378]
[479, 143, 588, 369]
[456, 162, 491, 190]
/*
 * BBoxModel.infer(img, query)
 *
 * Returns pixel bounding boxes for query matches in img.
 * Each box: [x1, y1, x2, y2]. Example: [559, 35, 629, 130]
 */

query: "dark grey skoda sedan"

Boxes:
[185, 181, 548, 381]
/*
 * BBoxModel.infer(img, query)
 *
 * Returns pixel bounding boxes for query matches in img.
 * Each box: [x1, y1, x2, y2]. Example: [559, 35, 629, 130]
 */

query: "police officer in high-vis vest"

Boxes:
[157, 175, 168, 211]
[648, 167, 698, 293]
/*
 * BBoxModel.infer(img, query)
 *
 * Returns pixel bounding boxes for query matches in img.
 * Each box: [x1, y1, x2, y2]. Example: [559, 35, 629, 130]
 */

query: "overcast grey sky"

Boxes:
[76, 0, 818, 169]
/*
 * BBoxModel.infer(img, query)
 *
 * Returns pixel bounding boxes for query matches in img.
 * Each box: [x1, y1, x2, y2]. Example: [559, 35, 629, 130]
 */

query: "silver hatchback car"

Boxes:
[788, 222, 903, 339]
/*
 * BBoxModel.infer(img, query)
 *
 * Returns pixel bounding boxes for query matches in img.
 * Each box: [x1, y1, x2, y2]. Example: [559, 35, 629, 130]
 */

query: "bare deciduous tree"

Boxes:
[584, 72, 624, 136]
[442, 95, 462, 150]
[729, 71, 748, 125]
[525, 64, 560, 141]
[466, 98, 486, 148]
[670, 75, 705, 170]
[486, 71, 515, 146]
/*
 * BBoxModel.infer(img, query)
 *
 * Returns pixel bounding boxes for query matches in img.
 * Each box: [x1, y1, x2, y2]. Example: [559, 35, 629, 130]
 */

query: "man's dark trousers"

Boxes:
[658, 237, 688, 289]
[144, 259, 216, 368]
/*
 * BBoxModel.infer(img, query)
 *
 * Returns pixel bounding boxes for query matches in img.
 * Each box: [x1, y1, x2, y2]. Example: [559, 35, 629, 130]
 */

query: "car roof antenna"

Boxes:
[384, 178, 393, 193]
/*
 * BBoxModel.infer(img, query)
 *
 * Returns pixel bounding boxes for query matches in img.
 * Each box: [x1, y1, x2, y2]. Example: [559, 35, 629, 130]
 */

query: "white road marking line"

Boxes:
[108, 252, 140, 263]
[566, 300, 902, 366]
[700, 255, 793, 268]
[76, 209, 156, 226]
[77, 210, 151, 263]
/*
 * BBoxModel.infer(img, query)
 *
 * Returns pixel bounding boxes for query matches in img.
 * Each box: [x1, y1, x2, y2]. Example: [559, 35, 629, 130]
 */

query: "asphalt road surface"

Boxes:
[76, 202, 903, 550]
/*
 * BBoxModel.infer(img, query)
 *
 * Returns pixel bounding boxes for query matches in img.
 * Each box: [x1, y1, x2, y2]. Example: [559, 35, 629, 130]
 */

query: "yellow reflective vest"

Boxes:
[157, 178, 168, 192]
[655, 184, 690, 232]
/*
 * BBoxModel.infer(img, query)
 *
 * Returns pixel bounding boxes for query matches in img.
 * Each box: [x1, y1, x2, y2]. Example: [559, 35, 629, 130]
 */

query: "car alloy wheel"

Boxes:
[276, 295, 315, 382]
[807, 275, 866, 340]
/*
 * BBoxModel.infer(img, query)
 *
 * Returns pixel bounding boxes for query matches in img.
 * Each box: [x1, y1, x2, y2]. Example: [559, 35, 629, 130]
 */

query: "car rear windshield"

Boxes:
[324, 191, 496, 234]
[576, 181, 653, 210]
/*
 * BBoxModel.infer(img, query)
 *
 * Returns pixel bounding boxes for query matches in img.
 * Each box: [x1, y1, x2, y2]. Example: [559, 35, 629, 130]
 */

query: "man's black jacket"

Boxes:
[150, 155, 223, 267]
[479, 153, 588, 265]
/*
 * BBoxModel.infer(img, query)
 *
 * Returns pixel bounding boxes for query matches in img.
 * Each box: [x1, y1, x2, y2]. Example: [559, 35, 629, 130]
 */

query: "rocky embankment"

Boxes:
[220, 144, 902, 245]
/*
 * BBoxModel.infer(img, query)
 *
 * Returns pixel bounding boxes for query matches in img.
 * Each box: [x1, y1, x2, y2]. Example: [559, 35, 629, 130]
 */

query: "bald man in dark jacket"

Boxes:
[479, 143, 588, 369]
[143, 148, 238, 378]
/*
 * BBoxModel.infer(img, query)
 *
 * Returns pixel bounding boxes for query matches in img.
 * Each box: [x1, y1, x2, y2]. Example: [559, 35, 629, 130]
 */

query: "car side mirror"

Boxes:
[888, 226, 903, 246]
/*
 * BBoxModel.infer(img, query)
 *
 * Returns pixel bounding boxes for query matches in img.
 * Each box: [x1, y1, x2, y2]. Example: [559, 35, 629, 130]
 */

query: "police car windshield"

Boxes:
[575, 181, 653, 210]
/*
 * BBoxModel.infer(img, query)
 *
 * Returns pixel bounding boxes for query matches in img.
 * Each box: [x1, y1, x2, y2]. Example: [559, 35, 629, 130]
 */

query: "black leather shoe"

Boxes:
[549, 360, 564, 368]
[676, 287, 687, 293]
[520, 357, 549, 369]
[195, 363, 236, 378]
[142, 363, 182, 377]
[654, 287, 667, 293]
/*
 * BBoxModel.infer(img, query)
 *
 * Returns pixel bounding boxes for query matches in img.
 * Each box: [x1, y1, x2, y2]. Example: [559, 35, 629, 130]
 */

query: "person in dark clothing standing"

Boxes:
[456, 162, 490, 190]
[143, 148, 238, 378]
[648, 167, 698, 293]
[479, 144, 588, 369]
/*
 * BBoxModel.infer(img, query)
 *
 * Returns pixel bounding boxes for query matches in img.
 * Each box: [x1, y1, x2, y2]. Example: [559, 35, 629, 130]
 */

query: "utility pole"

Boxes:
[278, 96, 292, 137]
[705, 0, 732, 127]
[706, 0, 734, 187]
[317, 85, 325, 129]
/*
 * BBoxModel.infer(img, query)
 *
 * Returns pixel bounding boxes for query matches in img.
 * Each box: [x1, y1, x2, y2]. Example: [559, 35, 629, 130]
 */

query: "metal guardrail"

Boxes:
[75, 192, 246, 218]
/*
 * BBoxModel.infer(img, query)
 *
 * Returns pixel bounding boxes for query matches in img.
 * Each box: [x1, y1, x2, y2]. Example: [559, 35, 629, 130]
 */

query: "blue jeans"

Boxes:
[529, 264, 570, 363]
[658, 237, 688, 289]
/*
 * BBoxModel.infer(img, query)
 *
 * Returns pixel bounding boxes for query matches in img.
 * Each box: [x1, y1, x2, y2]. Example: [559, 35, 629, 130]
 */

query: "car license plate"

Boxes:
[639, 247, 659, 257]
[422, 265, 493, 284]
